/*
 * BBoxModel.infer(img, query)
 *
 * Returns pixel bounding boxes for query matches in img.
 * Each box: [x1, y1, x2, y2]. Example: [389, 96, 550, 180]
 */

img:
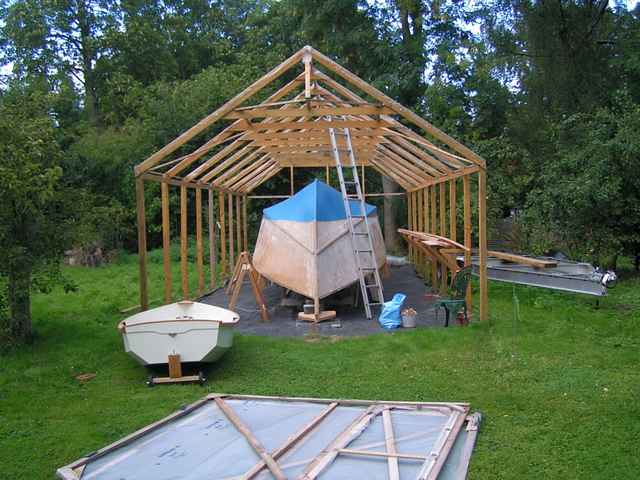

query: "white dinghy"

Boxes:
[118, 301, 239, 383]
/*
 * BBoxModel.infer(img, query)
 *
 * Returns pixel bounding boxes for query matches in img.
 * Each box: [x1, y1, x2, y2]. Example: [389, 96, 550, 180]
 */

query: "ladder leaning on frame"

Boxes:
[327, 116, 385, 319]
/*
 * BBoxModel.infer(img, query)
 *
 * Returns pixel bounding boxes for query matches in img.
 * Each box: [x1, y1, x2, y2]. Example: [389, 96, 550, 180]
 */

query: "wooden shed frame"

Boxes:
[133, 46, 489, 321]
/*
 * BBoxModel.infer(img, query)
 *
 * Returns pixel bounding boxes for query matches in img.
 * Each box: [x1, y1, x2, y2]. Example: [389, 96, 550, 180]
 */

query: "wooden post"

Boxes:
[478, 170, 488, 321]
[326, 165, 330, 184]
[219, 191, 226, 277]
[180, 185, 189, 299]
[228, 193, 235, 272]
[208, 189, 217, 289]
[439, 182, 447, 292]
[449, 178, 457, 243]
[361, 165, 365, 195]
[290, 166, 294, 196]
[135, 178, 149, 311]
[161, 182, 172, 304]
[423, 186, 430, 278]
[236, 194, 242, 258]
[196, 187, 204, 296]
[417, 188, 424, 272]
[463, 175, 472, 314]
[303, 51, 312, 99]
[407, 192, 413, 261]
[430, 186, 437, 288]
[243, 195, 248, 251]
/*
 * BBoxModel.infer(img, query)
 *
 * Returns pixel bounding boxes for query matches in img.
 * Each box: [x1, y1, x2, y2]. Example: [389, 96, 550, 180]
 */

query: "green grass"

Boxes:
[1, 253, 639, 479]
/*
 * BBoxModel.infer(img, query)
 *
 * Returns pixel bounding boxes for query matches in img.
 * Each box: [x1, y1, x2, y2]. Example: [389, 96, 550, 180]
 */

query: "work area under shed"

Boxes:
[133, 45, 489, 322]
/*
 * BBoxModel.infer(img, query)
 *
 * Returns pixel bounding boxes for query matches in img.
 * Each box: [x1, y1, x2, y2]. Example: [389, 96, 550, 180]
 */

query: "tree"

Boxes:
[0, 88, 83, 344]
[0, 0, 119, 126]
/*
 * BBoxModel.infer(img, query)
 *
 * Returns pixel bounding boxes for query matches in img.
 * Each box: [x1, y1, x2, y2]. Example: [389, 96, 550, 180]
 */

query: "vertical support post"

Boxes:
[161, 182, 172, 304]
[303, 52, 312, 98]
[219, 191, 227, 278]
[325, 165, 330, 184]
[449, 178, 457, 243]
[361, 165, 366, 195]
[463, 175, 472, 315]
[290, 166, 294, 196]
[180, 185, 189, 299]
[439, 182, 447, 293]
[407, 191, 413, 261]
[243, 195, 248, 251]
[196, 187, 204, 296]
[135, 177, 149, 311]
[430, 186, 437, 288]
[208, 189, 217, 290]
[236, 194, 242, 255]
[423, 186, 430, 278]
[228, 193, 235, 272]
[417, 188, 424, 272]
[478, 170, 489, 321]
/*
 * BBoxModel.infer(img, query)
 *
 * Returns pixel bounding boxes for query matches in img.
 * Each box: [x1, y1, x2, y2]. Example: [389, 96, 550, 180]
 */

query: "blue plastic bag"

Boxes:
[378, 293, 406, 329]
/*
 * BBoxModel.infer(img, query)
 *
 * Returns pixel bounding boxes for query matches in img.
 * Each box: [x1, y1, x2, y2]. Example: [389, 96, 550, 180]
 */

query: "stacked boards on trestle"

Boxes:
[252, 179, 386, 303]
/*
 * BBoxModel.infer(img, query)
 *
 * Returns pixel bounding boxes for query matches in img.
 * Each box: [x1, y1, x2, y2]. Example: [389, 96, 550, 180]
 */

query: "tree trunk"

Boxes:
[77, 1, 100, 126]
[382, 176, 401, 253]
[7, 261, 33, 343]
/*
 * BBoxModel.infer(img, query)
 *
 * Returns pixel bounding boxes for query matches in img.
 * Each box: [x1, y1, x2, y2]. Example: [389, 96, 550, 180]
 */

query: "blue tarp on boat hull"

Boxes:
[263, 179, 376, 222]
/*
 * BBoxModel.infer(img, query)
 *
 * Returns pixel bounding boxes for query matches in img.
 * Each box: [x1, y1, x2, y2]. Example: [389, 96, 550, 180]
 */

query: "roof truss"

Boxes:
[135, 46, 485, 193]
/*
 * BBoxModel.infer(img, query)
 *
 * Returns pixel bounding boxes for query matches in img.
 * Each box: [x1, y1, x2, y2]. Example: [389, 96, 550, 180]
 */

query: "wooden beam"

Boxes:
[439, 182, 446, 237]
[243, 164, 283, 193]
[135, 48, 305, 175]
[383, 141, 442, 177]
[275, 155, 371, 167]
[236, 194, 242, 261]
[463, 175, 472, 314]
[382, 409, 400, 480]
[408, 165, 481, 192]
[161, 182, 172, 303]
[243, 195, 248, 251]
[208, 188, 217, 290]
[213, 398, 286, 480]
[180, 186, 189, 299]
[243, 129, 381, 141]
[308, 47, 485, 167]
[219, 191, 226, 277]
[228, 193, 235, 272]
[303, 51, 312, 98]
[225, 105, 395, 119]
[230, 119, 389, 132]
[135, 178, 149, 311]
[209, 151, 268, 186]
[478, 170, 488, 321]
[326, 165, 330, 183]
[369, 157, 413, 191]
[449, 178, 457, 243]
[196, 187, 204, 296]
[221, 155, 273, 189]
[489, 251, 558, 268]
[430, 186, 437, 288]
[227, 158, 277, 191]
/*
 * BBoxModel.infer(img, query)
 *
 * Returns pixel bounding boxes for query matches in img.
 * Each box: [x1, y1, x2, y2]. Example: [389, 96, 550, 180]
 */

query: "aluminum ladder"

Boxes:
[327, 119, 384, 319]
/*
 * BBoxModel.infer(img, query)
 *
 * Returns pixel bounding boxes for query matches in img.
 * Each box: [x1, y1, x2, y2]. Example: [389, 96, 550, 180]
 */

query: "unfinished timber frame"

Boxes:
[134, 46, 489, 320]
[57, 393, 481, 480]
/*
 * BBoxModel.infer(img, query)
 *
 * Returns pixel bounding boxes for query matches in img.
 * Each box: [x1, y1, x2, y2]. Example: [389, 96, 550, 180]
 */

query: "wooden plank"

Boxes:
[383, 141, 442, 177]
[168, 354, 182, 379]
[243, 195, 248, 251]
[208, 189, 217, 290]
[214, 398, 287, 480]
[196, 187, 204, 296]
[275, 156, 371, 167]
[326, 165, 330, 184]
[228, 193, 235, 272]
[198, 148, 264, 183]
[225, 105, 395, 119]
[161, 181, 172, 304]
[449, 178, 457, 243]
[290, 166, 294, 195]
[463, 174, 472, 314]
[222, 155, 273, 189]
[219, 191, 226, 277]
[408, 165, 481, 192]
[252, 137, 380, 147]
[242, 164, 283, 193]
[229, 159, 277, 191]
[407, 191, 413, 262]
[210, 151, 268, 186]
[338, 448, 426, 462]
[303, 51, 312, 98]
[430, 186, 437, 288]
[309, 47, 485, 167]
[135, 48, 305, 175]
[439, 182, 446, 237]
[135, 178, 149, 311]
[377, 144, 433, 184]
[244, 129, 381, 141]
[230, 119, 388, 132]
[187, 144, 256, 181]
[236, 194, 242, 262]
[382, 409, 400, 480]
[180, 186, 189, 299]
[478, 170, 488, 321]
[489, 251, 558, 268]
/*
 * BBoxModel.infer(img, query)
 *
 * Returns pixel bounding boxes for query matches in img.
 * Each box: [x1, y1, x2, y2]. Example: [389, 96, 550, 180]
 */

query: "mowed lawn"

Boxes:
[1, 252, 639, 479]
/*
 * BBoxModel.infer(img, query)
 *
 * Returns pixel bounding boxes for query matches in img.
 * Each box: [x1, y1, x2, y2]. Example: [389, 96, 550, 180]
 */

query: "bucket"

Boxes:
[401, 308, 417, 328]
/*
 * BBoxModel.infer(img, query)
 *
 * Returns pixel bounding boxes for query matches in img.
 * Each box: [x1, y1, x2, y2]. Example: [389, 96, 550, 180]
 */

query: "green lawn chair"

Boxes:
[433, 266, 472, 327]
